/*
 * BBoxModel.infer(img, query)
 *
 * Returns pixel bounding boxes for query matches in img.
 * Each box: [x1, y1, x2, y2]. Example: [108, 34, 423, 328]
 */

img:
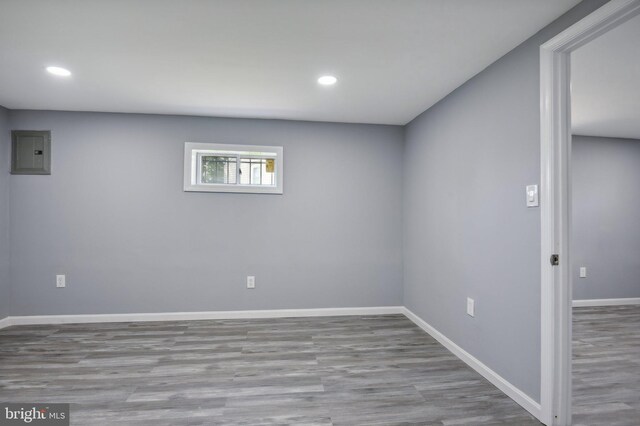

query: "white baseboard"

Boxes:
[573, 297, 640, 307]
[401, 307, 542, 422]
[0, 317, 10, 330]
[0, 306, 403, 329]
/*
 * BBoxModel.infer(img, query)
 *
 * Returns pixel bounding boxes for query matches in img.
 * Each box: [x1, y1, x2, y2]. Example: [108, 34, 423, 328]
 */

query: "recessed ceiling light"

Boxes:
[318, 75, 337, 85]
[46, 66, 72, 77]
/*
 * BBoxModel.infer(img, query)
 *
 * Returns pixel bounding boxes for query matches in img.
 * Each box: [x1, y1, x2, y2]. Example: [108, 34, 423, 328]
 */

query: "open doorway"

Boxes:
[570, 13, 640, 424]
[539, 1, 640, 425]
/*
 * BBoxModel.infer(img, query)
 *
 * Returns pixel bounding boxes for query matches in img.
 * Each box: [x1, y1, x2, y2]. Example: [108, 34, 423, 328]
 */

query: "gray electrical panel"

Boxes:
[11, 130, 51, 175]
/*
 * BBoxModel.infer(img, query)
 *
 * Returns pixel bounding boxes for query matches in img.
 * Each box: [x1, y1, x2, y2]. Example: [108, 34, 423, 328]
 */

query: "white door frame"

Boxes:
[539, 1, 640, 424]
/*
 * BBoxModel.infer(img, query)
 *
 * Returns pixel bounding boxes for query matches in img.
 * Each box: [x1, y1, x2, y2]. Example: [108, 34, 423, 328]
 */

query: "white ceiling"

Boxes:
[0, 0, 580, 125]
[572, 13, 640, 139]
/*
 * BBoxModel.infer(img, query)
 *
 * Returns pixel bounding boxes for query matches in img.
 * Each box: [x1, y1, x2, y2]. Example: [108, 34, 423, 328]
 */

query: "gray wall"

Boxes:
[0, 106, 10, 319]
[572, 135, 640, 300]
[8, 110, 403, 315]
[403, 0, 608, 403]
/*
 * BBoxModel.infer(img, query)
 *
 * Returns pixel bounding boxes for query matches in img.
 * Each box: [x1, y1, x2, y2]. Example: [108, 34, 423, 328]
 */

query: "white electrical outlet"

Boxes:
[466, 297, 475, 317]
[56, 274, 66, 288]
[579, 267, 587, 278]
[247, 276, 255, 289]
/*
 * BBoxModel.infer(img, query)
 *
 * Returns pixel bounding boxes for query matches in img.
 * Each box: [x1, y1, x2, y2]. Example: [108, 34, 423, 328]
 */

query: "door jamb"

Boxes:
[539, 1, 640, 424]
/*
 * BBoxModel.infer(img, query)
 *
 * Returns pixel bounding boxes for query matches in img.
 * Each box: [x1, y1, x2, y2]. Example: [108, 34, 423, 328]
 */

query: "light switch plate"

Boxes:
[526, 185, 539, 207]
[56, 274, 66, 288]
[466, 297, 475, 317]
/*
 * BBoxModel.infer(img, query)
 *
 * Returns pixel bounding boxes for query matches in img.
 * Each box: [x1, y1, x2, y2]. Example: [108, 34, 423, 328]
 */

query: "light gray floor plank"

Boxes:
[0, 315, 540, 425]
[573, 305, 640, 426]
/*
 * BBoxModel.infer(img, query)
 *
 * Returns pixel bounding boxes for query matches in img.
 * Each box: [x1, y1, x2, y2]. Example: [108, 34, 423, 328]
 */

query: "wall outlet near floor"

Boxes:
[56, 274, 66, 288]
[579, 267, 587, 278]
[247, 276, 255, 289]
[466, 297, 475, 317]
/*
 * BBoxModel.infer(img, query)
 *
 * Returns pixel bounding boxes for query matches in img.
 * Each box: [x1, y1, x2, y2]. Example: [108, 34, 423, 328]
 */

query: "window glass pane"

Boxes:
[251, 163, 261, 185]
[239, 159, 251, 185]
[239, 158, 275, 186]
[200, 156, 237, 184]
[263, 160, 275, 185]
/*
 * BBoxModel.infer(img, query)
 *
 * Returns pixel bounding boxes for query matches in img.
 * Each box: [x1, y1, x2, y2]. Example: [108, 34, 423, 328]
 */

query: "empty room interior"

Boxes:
[0, 1, 638, 425]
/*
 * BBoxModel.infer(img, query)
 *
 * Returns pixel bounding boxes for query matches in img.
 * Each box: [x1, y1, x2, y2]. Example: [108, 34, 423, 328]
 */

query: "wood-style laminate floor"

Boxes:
[573, 305, 640, 426]
[0, 314, 541, 425]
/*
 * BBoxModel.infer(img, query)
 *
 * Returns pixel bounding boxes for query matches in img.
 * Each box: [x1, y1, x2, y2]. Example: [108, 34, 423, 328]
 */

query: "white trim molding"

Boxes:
[573, 298, 640, 307]
[539, 1, 640, 425]
[0, 317, 11, 330]
[0, 306, 403, 329]
[402, 307, 542, 422]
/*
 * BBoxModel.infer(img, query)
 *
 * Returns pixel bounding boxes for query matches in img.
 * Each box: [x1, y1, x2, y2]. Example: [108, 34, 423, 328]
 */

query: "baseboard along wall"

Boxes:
[0, 306, 404, 328]
[573, 297, 640, 307]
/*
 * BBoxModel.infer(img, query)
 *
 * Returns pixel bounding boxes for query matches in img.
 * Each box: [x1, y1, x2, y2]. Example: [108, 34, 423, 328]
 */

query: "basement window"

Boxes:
[184, 143, 283, 194]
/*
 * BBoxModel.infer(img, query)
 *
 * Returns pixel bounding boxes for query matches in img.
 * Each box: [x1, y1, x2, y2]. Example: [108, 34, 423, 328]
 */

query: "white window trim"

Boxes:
[183, 142, 283, 194]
